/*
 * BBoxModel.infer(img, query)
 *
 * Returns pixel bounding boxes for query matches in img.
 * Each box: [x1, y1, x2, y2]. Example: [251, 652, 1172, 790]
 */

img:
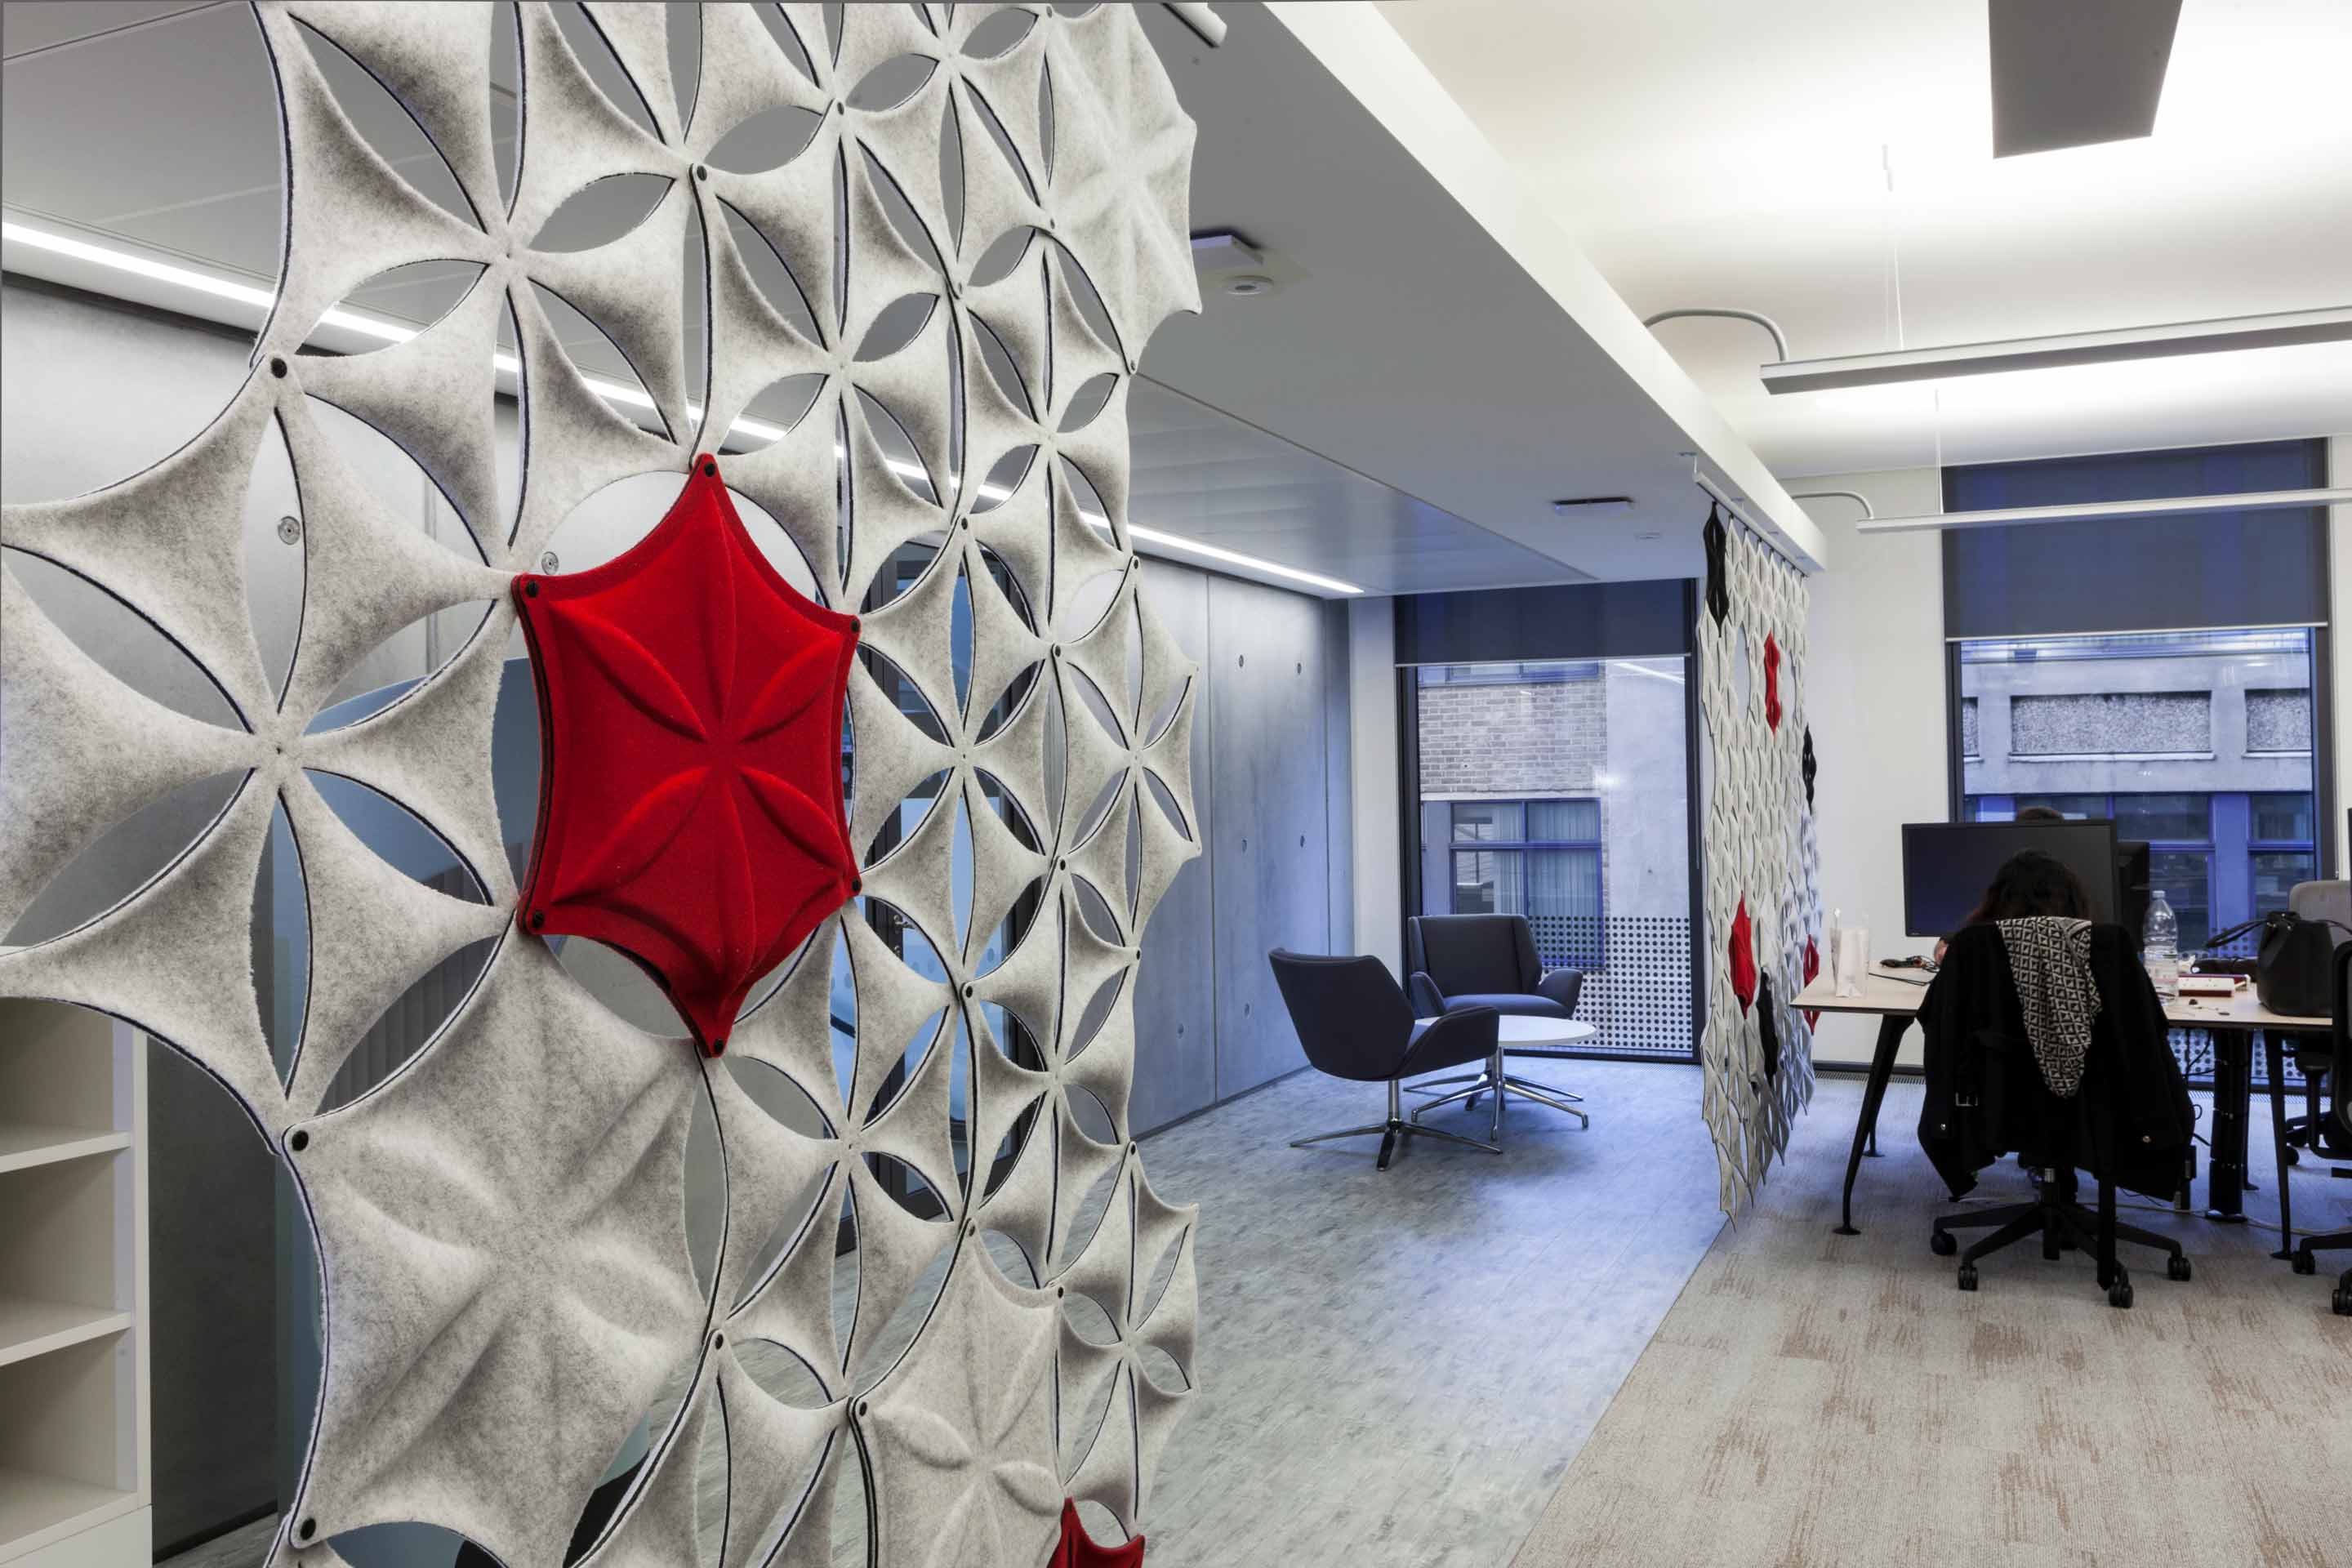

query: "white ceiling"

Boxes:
[1382, 0, 2352, 478]
[0, 0, 1628, 595]
[7, 0, 1861, 594]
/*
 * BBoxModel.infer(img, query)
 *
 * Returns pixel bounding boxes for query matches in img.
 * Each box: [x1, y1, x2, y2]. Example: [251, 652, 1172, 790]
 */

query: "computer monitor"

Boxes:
[1900, 820, 2120, 938]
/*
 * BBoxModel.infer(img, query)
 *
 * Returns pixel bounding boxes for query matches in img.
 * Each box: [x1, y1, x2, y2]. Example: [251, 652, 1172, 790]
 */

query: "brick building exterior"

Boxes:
[1417, 666, 1608, 798]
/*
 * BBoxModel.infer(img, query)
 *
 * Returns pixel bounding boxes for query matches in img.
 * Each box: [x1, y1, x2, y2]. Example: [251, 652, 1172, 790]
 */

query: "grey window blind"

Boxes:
[1941, 439, 2329, 639]
[1395, 580, 1691, 665]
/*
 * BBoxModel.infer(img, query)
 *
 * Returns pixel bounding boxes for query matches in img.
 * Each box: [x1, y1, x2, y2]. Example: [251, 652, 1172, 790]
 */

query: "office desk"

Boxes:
[1793, 968, 2328, 1241]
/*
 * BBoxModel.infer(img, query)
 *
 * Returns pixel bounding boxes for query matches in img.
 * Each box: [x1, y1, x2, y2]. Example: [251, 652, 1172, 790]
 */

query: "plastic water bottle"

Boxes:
[2143, 890, 2180, 996]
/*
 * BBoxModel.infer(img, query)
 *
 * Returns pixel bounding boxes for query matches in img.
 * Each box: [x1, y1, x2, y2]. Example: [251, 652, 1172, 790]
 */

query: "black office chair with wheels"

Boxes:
[2280, 881, 2350, 1169]
[2288, 942, 2352, 1316]
[1268, 951, 1503, 1171]
[1919, 923, 2195, 1309]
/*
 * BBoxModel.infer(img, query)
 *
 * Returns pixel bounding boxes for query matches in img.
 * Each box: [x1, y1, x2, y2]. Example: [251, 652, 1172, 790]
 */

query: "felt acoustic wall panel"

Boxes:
[1694, 518, 1821, 1214]
[0, 5, 1206, 1564]
[512, 457, 862, 1055]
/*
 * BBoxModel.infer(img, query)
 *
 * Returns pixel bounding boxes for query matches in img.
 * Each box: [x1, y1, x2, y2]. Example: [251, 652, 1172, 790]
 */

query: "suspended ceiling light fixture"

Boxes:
[1857, 484, 2352, 536]
[1760, 305, 2352, 395]
[2, 217, 1364, 596]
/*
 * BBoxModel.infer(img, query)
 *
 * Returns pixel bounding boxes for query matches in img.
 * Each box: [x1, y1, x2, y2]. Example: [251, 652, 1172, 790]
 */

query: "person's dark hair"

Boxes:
[1976, 849, 2091, 922]
[2014, 804, 2066, 822]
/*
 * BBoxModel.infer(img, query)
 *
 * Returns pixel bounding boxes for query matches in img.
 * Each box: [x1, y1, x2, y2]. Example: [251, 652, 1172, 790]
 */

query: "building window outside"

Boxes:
[1414, 657, 1692, 1057]
[1958, 628, 2320, 955]
[1449, 800, 1605, 970]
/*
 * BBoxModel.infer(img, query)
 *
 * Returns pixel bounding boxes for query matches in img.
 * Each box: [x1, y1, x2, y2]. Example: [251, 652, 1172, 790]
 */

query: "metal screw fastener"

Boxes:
[278, 514, 302, 545]
[540, 550, 559, 572]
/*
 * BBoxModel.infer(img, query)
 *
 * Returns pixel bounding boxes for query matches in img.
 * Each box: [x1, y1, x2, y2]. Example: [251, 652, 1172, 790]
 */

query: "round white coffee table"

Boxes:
[1409, 1014, 1595, 1140]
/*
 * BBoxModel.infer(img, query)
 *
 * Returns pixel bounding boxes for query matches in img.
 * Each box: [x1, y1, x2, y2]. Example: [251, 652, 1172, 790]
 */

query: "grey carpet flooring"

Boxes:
[1512, 1075, 2352, 1568]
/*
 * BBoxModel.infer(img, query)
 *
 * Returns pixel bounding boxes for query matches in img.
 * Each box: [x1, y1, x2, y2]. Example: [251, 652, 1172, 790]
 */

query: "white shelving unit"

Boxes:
[0, 1000, 149, 1568]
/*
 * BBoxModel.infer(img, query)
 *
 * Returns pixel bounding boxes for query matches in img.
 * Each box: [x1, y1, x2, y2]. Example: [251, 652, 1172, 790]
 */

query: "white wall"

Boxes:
[1801, 466, 1947, 1068]
[2333, 435, 2351, 881]
[1803, 443, 2352, 1070]
[1346, 596, 1401, 975]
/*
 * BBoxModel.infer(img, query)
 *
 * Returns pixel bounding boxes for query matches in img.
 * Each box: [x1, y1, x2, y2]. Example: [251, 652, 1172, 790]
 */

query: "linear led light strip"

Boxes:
[2, 219, 1365, 595]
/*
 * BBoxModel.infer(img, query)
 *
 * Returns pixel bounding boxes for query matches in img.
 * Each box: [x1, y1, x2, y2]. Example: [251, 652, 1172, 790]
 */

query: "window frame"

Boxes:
[1445, 796, 1607, 960]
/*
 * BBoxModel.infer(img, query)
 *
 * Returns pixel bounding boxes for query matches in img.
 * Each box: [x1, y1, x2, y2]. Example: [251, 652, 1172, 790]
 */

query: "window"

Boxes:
[2012, 793, 2107, 820]
[2252, 791, 2314, 843]
[2250, 791, 2318, 917]
[1957, 628, 2320, 956]
[1410, 655, 1693, 1058]
[1446, 799, 1602, 968]
[2114, 793, 2212, 844]
[1423, 660, 1598, 687]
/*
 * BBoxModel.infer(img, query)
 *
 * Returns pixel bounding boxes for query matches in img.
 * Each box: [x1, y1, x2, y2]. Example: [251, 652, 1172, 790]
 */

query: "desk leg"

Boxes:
[2265, 1034, 2295, 1258]
[1834, 1014, 1909, 1237]
[2206, 1029, 2251, 1223]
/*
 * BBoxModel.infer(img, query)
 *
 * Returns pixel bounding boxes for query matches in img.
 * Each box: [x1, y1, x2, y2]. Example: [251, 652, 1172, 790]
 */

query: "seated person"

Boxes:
[1932, 805, 2069, 963]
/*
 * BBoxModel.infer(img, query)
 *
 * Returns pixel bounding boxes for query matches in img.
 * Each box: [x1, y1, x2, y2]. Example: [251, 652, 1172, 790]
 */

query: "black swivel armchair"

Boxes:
[2288, 942, 2352, 1316]
[1268, 951, 1502, 1171]
[1405, 914, 1584, 1020]
[1404, 914, 1590, 1129]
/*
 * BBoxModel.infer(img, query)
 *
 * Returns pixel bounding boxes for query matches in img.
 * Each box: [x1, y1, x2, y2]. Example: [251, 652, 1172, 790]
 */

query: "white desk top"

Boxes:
[1417, 1015, 1597, 1047]
[1791, 966, 2328, 1031]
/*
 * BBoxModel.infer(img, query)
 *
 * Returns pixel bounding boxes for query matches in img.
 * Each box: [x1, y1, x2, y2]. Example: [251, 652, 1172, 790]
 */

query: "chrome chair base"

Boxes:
[1413, 1054, 1591, 1137]
[1290, 1080, 1502, 1170]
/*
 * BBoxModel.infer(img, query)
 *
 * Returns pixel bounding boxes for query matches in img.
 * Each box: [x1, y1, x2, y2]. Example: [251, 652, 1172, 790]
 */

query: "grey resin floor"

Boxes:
[1132, 1055, 1731, 1566]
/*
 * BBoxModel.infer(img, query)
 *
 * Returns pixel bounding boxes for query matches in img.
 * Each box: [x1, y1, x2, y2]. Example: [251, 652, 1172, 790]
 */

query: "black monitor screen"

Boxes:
[1900, 821, 2119, 938]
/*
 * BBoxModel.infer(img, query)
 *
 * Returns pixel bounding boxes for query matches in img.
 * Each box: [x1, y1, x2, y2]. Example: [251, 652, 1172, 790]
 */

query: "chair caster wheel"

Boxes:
[2333, 1285, 2351, 1317]
[2109, 1279, 2134, 1309]
[1930, 1230, 1957, 1257]
[2167, 1254, 2191, 1282]
[2292, 1251, 2319, 1276]
[1956, 1263, 1978, 1292]
[2283, 1145, 2300, 1165]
